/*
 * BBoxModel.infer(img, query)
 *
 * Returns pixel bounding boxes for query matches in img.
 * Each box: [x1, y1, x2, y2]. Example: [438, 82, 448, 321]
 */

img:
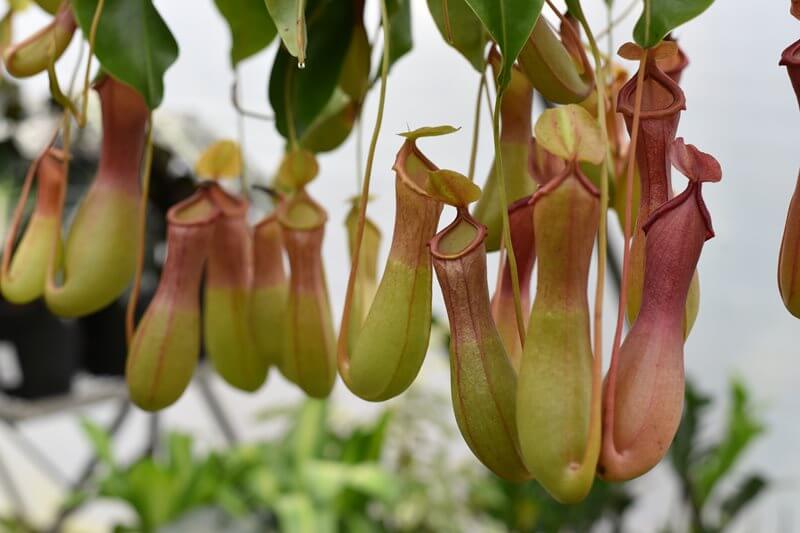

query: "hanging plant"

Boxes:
[340, 127, 450, 401]
[45, 75, 149, 317]
[428, 168, 529, 482]
[600, 139, 721, 481]
[126, 191, 220, 411]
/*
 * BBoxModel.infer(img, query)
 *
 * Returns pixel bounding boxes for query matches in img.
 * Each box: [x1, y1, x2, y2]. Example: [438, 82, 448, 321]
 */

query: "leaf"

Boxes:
[214, 0, 277, 66]
[299, 88, 356, 153]
[427, 0, 488, 72]
[425, 169, 482, 207]
[81, 419, 116, 467]
[274, 494, 318, 533]
[265, 0, 306, 64]
[195, 140, 242, 180]
[633, 0, 716, 49]
[669, 378, 712, 478]
[386, 0, 412, 69]
[268, 0, 355, 142]
[73, 0, 179, 109]
[397, 124, 459, 140]
[462, 0, 544, 87]
[287, 399, 328, 461]
[720, 475, 767, 526]
[693, 380, 765, 505]
[534, 104, 605, 164]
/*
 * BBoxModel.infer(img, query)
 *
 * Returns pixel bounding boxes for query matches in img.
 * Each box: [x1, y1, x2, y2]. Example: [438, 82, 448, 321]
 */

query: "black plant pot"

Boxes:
[0, 298, 80, 400]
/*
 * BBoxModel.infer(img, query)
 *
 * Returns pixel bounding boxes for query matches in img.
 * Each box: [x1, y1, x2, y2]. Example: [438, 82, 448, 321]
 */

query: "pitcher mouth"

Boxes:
[429, 210, 487, 260]
[278, 190, 328, 232]
[392, 139, 440, 199]
[617, 59, 686, 120]
[167, 189, 221, 227]
[780, 38, 800, 68]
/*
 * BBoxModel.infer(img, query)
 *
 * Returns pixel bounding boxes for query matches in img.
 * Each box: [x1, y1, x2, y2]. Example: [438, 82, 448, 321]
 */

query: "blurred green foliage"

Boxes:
[37, 377, 766, 533]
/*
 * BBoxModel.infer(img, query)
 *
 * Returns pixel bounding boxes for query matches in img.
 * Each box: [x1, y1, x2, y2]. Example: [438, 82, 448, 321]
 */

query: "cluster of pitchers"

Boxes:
[0, 7, 731, 505]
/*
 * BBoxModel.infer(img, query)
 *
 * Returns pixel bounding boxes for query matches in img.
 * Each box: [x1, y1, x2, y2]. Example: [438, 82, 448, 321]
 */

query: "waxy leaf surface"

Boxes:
[73, 0, 179, 109]
[265, 0, 306, 63]
[462, 0, 544, 87]
[427, 0, 488, 71]
[214, 0, 277, 66]
[633, 0, 716, 49]
[268, 0, 354, 142]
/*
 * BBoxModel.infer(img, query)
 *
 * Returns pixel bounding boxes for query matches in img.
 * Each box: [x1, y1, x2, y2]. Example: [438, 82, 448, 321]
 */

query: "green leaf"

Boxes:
[720, 475, 767, 526]
[268, 0, 355, 142]
[386, 0, 412, 69]
[73, 0, 179, 109]
[287, 400, 328, 461]
[214, 0, 277, 66]
[693, 380, 765, 505]
[80, 419, 115, 467]
[461, 0, 544, 88]
[669, 378, 712, 477]
[427, 0, 488, 72]
[265, 0, 307, 64]
[633, 0, 716, 49]
[274, 494, 318, 533]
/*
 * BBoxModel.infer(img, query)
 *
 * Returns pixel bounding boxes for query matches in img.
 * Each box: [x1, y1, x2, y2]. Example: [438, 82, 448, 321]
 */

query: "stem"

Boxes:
[596, 0, 640, 39]
[231, 80, 274, 121]
[79, 0, 105, 128]
[284, 71, 299, 149]
[607, 52, 648, 420]
[125, 118, 155, 344]
[234, 71, 250, 199]
[552, 1, 614, 469]
[46, 113, 72, 294]
[355, 112, 363, 189]
[572, 2, 614, 384]
[491, 90, 526, 348]
[337, 0, 390, 378]
[467, 69, 486, 182]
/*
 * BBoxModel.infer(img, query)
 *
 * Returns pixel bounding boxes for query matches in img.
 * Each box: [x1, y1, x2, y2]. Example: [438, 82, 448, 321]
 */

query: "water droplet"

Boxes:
[298, 61, 306, 69]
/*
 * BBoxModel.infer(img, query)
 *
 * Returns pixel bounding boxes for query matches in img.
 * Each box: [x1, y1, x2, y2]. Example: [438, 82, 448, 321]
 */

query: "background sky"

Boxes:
[2, 1, 800, 531]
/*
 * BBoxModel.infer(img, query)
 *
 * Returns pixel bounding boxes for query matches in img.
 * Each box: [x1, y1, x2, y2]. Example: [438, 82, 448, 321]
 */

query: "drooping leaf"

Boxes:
[427, 0, 488, 72]
[534, 104, 605, 164]
[385, 0, 412, 69]
[268, 0, 354, 142]
[195, 140, 242, 180]
[214, 0, 277, 66]
[265, 0, 307, 64]
[461, 0, 544, 87]
[633, 0, 716, 49]
[299, 88, 357, 153]
[73, 0, 179, 109]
